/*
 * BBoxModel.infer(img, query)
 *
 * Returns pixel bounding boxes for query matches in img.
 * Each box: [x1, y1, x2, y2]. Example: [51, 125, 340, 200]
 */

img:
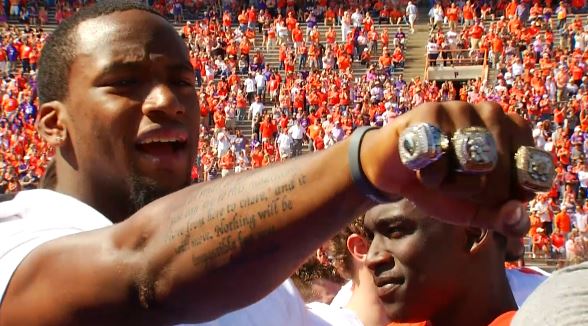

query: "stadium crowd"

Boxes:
[2, 0, 588, 268]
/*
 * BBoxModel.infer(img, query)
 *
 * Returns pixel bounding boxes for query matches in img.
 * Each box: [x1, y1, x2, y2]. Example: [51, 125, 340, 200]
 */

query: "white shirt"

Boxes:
[288, 124, 305, 140]
[306, 302, 363, 326]
[427, 42, 439, 54]
[579, 170, 588, 188]
[406, 3, 417, 16]
[277, 133, 293, 153]
[0, 190, 112, 303]
[533, 128, 546, 148]
[351, 12, 363, 27]
[255, 74, 267, 89]
[533, 201, 552, 222]
[575, 211, 588, 232]
[512, 63, 524, 77]
[446, 30, 458, 45]
[250, 101, 264, 118]
[330, 280, 352, 308]
[244, 78, 256, 93]
[433, 7, 444, 22]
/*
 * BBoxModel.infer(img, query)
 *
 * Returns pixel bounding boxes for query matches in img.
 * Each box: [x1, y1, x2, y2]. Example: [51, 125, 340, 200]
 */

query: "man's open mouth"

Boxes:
[135, 128, 189, 158]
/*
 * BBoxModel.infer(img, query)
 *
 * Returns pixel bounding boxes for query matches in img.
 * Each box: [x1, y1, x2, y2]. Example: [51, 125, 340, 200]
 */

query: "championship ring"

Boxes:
[515, 146, 556, 192]
[452, 127, 498, 174]
[399, 123, 449, 170]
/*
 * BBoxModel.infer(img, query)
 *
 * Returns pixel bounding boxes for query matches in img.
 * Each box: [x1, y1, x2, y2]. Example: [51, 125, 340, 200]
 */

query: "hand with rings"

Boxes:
[358, 101, 554, 237]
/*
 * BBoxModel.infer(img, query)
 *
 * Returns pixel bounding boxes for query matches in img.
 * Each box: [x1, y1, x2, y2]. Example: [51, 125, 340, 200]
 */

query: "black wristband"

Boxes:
[348, 126, 393, 204]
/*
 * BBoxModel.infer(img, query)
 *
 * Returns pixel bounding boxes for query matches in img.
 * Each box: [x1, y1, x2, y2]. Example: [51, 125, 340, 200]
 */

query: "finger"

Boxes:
[404, 184, 529, 236]
[438, 173, 487, 198]
[435, 102, 487, 197]
[466, 101, 510, 204]
[472, 200, 531, 237]
[505, 112, 536, 202]
[418, 102, 482, 193]
[417, 156, 448, 189]
[397, 102, 454, 188]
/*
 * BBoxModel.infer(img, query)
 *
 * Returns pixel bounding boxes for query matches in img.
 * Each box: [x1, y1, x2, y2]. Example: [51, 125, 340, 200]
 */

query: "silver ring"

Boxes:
[452, 127, 498, 174]
[399, 123, 449, 170]
[515, 146, 556, 192]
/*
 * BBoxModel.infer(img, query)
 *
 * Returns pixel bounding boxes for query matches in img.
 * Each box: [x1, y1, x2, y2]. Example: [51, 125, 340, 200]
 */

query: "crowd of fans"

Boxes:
[3, 0, 588, 267]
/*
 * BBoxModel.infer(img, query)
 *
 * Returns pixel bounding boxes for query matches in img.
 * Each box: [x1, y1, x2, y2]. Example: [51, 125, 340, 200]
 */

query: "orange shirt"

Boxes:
[251, 150, 263, 168]
[488, 311, 516, 326]
[492, 37, 504, 53]
[260, 121, 277, 139]
[220, 153, 236, 169]
[554, 211, 572, 233]
[470, 25, 484, 39]
[326, 30, 336, 43]
[388, 311, 515, 326]
[506, 2, 518, 17]
[446, 7, 459, 21]
[20, 45, 31, 60]
[572, 65, 584, 81]
[308, 124, 323, 140]
[463, 4, 475, 19]
[3, 97, 17, 112]
[240, 42, 251, 55]
[339, 56, 351, 70]
[379, 55, 392, 67]
[292, 28, 303, 42]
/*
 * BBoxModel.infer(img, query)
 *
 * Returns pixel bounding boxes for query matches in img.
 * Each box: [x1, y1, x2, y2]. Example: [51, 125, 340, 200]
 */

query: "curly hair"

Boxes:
[291, 215, 366, 301]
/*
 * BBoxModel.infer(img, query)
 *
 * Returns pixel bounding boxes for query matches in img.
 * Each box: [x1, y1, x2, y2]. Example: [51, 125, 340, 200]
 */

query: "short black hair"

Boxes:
[37, 0, 162, 104]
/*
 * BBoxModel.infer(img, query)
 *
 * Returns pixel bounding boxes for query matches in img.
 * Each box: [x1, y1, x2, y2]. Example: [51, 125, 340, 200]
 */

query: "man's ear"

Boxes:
[347, 234, 369, 261]
[37, 101, 68, 147]
[465, 227, 490, 254]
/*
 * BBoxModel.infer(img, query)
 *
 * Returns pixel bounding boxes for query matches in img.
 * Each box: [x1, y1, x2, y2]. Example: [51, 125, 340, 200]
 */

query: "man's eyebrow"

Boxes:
[374, 215, 409, 227]
[168, 62, 195, 73]
[97, 61, 194, 75]
[96, 61, 145, 76]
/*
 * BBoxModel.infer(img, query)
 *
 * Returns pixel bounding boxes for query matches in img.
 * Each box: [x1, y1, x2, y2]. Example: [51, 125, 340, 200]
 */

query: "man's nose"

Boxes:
[365, 238, 394, 274]
[142, 84, 185, 118]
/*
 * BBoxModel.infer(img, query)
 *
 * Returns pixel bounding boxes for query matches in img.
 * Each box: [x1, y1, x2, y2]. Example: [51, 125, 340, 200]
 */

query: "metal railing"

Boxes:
[424, 49, 488, 80]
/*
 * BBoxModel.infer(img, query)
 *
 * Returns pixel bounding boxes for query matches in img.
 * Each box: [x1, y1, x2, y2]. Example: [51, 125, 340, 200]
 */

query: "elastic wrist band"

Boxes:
[348, 126, 392, 204]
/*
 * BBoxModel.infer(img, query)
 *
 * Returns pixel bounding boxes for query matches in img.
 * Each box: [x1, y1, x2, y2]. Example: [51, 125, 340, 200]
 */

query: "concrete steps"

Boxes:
[401, 20, 430, 80]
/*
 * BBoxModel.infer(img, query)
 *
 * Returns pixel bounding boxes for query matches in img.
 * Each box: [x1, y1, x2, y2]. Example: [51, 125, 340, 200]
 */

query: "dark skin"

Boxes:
[364, 200, 517, 326]
[0, 9, 538, 326]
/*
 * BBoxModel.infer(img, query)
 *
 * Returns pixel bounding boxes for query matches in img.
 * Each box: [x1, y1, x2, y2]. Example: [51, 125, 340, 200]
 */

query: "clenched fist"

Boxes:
[360, 101, 549, 237]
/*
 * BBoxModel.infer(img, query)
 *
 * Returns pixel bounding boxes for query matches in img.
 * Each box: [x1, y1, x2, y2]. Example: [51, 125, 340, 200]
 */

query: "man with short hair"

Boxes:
[364, 200, 520, 325]
[0, 1, 540, 325]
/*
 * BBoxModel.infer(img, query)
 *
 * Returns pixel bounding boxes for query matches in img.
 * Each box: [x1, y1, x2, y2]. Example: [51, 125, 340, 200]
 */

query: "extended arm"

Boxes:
[0, 137, 373, 326]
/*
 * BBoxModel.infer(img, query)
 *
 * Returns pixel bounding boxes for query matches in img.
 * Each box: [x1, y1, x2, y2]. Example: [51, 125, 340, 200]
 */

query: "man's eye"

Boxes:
[111, 79, 139, 87]
[386, 227, 404, 238]
[174, 80, 195, 87]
